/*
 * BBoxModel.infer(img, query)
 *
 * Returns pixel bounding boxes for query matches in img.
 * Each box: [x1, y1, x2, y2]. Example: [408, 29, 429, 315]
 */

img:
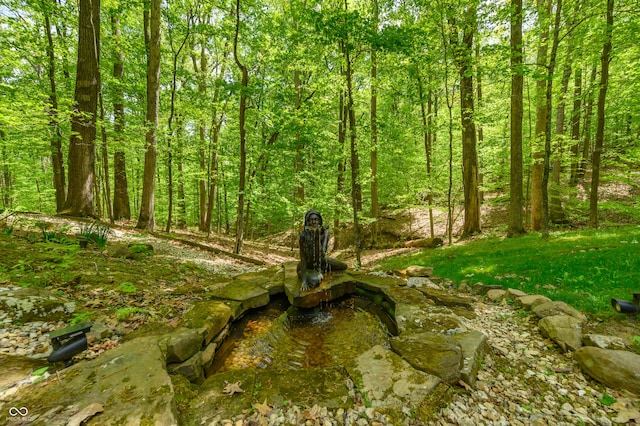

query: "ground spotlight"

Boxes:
[611, 293, 640, 318]
[47, 322, 92, 367]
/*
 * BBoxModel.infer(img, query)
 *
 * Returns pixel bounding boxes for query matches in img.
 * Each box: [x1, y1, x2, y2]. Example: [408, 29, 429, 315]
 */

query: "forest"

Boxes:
[0, 0, 638, 256]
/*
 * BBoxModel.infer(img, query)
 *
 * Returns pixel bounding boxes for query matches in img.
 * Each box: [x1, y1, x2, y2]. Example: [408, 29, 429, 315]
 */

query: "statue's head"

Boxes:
[304, 209, 323, 228]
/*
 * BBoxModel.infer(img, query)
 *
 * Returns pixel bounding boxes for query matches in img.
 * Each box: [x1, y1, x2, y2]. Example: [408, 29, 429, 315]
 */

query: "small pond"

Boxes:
[208, 295, 394, 375]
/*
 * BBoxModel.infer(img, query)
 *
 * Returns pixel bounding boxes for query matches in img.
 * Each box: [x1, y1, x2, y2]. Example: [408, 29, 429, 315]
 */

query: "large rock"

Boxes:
[10, 336, 177, 425]
[533, 301, 587, 323]
[161, 328, 203, 363]
[345, 345, 441, 409]
[168, 351, 205, 384]
[395, 303, 465, 334]
[452, 330, 489, 388]
[538, 315, 583, 352]
[233, 268, 284, 295]
[419, 288, 474, 310]
[180, 301, 232, 345]
[254, 366, 352, 408]
[517, 294, 552, 310]
[185, 369, 256, 424]
[0, 288, 76, 323]
[209, 279, 270, 315]
[583, 333, 627, 350]
[574, 347, 640, 394]
[390, 331, 463, 384]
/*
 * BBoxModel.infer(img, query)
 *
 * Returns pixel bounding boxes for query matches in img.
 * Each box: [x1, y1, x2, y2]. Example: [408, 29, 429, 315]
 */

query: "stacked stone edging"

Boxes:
[486, 287, 640, 395]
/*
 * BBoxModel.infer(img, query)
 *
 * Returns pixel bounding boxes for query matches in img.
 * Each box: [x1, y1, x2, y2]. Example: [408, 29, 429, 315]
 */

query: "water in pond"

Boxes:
[208, 296, 391, 375]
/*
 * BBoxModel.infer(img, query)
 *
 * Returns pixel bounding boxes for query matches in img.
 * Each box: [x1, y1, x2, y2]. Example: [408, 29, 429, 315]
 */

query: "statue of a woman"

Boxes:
[297, 209, 347, 291]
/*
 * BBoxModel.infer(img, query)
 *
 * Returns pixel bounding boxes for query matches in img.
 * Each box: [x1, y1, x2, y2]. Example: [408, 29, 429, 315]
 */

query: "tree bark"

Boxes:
[530, 0, 551, 231]
[111, 14, 131, 221]
[548, 0, 568, 225]
[136, 0, 161, 231]
[569, 67, 582, 186]
[43, 1, 66, 212]
[508, 0, 525, 237]
[452, 4, 481, 237]
[417, 75, 435, 238]
[369, 0, 379, 247]
[165, 15, 191, 233]
[234, 0, 249, 254]
[589, 0, 614, 228]
[61, 0, 100, 217]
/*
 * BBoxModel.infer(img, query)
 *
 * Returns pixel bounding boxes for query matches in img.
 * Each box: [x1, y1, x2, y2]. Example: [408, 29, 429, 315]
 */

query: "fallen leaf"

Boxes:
[612, 407, 640, 424]
[222, 380, 244, 395]
[303, 404, 323, 420]
[253, 399, 272, 416]
[67, 403, 104, 426]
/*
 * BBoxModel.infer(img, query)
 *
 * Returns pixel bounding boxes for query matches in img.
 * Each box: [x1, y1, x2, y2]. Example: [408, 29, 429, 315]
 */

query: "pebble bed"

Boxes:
[2, 285, 639, 424]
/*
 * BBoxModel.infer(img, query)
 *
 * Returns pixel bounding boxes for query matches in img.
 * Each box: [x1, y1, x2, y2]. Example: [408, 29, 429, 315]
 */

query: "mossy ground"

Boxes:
[0, 227, 231, 332]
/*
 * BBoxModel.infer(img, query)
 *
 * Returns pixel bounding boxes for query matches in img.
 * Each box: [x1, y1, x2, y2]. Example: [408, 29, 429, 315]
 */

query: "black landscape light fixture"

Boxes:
[611, 293, 640, 318]
[47, 322, 92, 366]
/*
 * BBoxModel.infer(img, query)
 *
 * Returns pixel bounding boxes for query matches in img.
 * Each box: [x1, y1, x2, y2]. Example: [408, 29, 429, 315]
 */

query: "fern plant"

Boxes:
[78, 221, 112, 249]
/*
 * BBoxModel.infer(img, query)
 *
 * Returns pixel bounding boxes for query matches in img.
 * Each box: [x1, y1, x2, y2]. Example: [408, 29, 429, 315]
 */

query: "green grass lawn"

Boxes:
[378, 226, 640, 318]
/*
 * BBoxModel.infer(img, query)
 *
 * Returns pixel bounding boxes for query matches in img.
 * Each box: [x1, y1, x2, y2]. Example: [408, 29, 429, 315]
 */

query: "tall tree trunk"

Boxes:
[369, 0, 379, 248]
[476, 43, 484, 203]
[234, 0, 249, 254]
[294, 70, 305, 206]
[0, 131, 12, 209]
[205, 50, 228, 235]
[342, 2, 362, 268]
[417, 75, 435, 238]
[452, 4, 481, 237]
[579, 65, 597, 181]
[541, 0, 563, 235]
[530, 0, 551, 231]
[165, 17, 190, 233]
[136, 0, 161, 230]
[334, 90, 347, 251]
[176, 113, 187, 229]
[194, 39, 208, 231]
[550, 2, 577, 224]
[111, 14, 131, 221]
[589, 0, 614, 228]
[508, 0, 525, 237]
[61, 0, 100, 217]
[43, 1, 66, 212]
[98, 85, 113, 222]
[569, 67, 582, 186]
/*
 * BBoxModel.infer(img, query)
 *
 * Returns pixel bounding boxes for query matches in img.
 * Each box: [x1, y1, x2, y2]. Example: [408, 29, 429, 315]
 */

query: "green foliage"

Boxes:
[633, 336, 640, 354]
[70, 311, 93, 325]
[78, 221, 113, 249]
[116, 282, 137, 294]
[379, 226, 640, 317]
[599, 393, 617, 406]
[129, 244, 153, 256]
[116, 307, 148, 321]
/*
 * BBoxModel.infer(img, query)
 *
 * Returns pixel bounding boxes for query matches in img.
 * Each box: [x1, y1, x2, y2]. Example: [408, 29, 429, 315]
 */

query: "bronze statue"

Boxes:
[297, 209, 347, 291]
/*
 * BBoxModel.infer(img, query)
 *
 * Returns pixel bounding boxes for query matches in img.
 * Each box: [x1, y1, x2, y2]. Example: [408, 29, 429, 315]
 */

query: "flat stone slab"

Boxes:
[179, 300, 232, 345]
[283, 262, 356, 308]
[255, 366, 352, 408]
[395, 303, 465, 334]
[345, 345, 441, 409]
[0, 288, 76, 323]
[186, 369, 256, 424]
[10, 336, 178, 425]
